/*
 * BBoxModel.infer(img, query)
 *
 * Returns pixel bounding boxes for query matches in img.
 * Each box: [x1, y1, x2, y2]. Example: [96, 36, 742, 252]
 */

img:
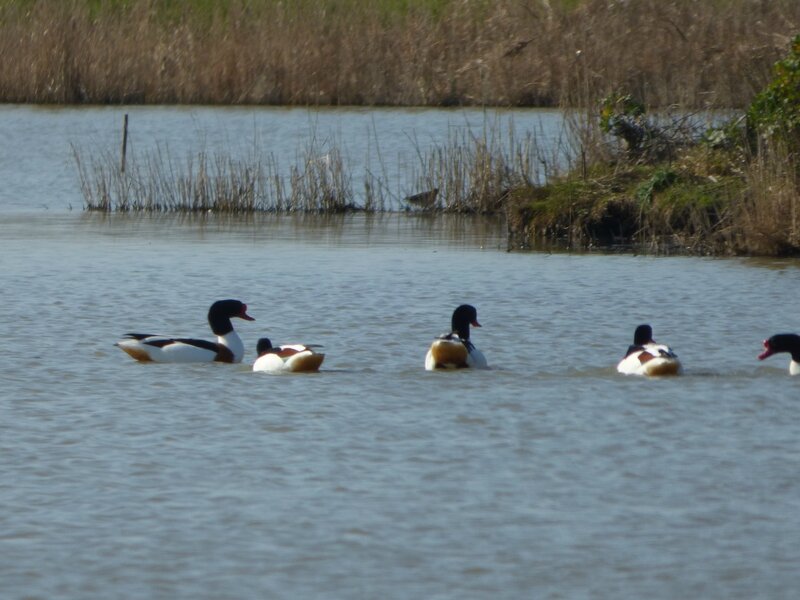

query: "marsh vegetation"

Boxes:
[13, 0, 794, 255]
[506, 37, 800, 256]
[74, 118, 552, 214]
[1, 0, 798, 108]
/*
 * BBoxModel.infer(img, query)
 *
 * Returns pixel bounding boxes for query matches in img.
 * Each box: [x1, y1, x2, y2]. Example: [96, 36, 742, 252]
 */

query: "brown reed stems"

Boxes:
[1, 0, 797, 108]
[737, 141, 800, 256]
[406, 121, 556, 213]
[74, 142, 357, 213]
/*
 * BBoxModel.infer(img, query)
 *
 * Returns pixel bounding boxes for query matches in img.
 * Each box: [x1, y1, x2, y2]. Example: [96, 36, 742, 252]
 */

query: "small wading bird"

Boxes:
[116, 299, 254, 363]
[252, 337, 325, 373]
[425, 304, 488, 370]
[404, 188, 439, 210]
[616, 324, 682, 376]
[758, 333, 800, 375]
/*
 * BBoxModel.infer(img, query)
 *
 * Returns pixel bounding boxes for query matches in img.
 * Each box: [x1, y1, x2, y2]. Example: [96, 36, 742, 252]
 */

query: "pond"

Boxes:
[1, 106, 799, 599]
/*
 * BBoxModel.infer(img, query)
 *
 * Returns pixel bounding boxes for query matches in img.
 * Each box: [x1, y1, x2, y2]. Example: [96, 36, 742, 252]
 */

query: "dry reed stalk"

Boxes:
[405, 121, 546, 213]
[738, 142, 800, 255]
[1, 0, 798, 107]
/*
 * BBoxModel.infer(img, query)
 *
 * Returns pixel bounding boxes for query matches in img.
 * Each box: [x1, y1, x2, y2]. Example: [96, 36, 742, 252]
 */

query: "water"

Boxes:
[1, 106, 800, 599]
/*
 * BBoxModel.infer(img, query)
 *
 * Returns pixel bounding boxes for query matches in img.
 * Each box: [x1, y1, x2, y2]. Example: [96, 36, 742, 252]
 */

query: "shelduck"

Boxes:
[758, 333, 800, 375]
[116, 299, 254, 363]
[617, 324, 682, 376]
[252, 338, 325, 373]
[425, 304, 488, 370]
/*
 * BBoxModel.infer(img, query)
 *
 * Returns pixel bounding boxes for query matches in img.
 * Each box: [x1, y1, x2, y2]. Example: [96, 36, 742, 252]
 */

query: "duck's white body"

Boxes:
[117, 331, 246, 363]
[116, 299, 254, 364]
[425, 336, 487, 370]
[253, 344, 325, 373]
[617, 343, 683, 376]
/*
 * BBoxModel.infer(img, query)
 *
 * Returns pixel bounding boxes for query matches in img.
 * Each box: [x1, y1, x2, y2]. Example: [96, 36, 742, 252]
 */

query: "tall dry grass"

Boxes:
[405, 121, 553, 212]
[74, 140, 363, 213]
[0, 0, 798, 108]
[738, 142, 800, 256]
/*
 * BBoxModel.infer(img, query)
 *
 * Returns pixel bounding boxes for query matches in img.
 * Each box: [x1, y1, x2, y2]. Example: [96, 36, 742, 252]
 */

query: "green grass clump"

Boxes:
[506, 159, 747, 253]
[506, 167, 641, 248]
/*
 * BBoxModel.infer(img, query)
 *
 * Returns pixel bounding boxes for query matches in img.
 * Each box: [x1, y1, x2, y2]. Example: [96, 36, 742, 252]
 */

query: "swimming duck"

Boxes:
[758, 333, 800, 375]
[425, 304, 488, 370]
[116, 299, 254, 363]
[616, 324, 682, 376]
[252, 337, 325, 373]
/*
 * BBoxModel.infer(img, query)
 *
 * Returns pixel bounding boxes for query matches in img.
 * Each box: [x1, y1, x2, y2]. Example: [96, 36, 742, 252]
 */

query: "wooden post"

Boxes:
[581, 147, 587, 181]
[120, 113, 129, 173]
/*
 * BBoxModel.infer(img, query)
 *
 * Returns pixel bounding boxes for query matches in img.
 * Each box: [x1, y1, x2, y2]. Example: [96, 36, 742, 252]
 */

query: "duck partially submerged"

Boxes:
[116, 299, 254, 363]
[758, 333, 800, 375]
[425, 304, 488, 370]
[252, 337, 325, 373]
[617, 324, 682, 376]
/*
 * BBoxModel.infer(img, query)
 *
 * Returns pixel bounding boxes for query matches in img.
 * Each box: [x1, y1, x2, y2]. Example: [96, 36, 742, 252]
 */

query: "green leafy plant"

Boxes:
[599, 93, 645, 135]
[747, 35, 800, 147]
[635, 168, 677, 205]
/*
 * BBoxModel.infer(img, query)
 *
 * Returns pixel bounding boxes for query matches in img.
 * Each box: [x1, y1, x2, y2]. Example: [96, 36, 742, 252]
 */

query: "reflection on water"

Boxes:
[739, 255, 800, 271]
[75, 211, 509, 249]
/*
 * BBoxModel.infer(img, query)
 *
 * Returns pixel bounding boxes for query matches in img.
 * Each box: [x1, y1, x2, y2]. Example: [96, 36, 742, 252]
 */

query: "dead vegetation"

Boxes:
[0, 0, 797, 108]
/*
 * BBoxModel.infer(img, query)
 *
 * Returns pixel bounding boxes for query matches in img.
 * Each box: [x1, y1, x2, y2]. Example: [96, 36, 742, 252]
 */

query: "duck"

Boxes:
[425, 304, 488, 370]
[116, 299, 254, 363]
[616, 324, 682, 376]
[252, 337, 325, 373]
[758, 333, 800, 375]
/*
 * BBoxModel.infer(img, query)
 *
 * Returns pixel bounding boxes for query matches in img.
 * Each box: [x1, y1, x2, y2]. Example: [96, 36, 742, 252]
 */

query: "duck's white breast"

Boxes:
[253, 353, 285, 372]
[467, 347, 488, 369]
[617, 344, 682, 376]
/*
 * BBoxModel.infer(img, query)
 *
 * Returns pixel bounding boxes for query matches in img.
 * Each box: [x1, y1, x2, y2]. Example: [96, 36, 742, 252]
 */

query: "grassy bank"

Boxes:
[506, 36, 800, 257]
[504, 156, 750, 254]
[505, 150, 799, 256]
[1, 0, 798, 107]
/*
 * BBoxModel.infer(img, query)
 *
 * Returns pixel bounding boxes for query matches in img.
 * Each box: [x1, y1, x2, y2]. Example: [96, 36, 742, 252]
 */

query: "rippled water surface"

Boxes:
[1, 106, 800, 599]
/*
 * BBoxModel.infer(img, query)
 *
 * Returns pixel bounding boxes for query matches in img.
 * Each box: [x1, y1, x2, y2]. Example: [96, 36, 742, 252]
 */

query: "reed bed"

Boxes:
[74, 120, 549, 214]
[1, 0, 798, 108]
[406, 121, 559, 212]
[75, 143, 360, 213]
[737, 142, 800, 256]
